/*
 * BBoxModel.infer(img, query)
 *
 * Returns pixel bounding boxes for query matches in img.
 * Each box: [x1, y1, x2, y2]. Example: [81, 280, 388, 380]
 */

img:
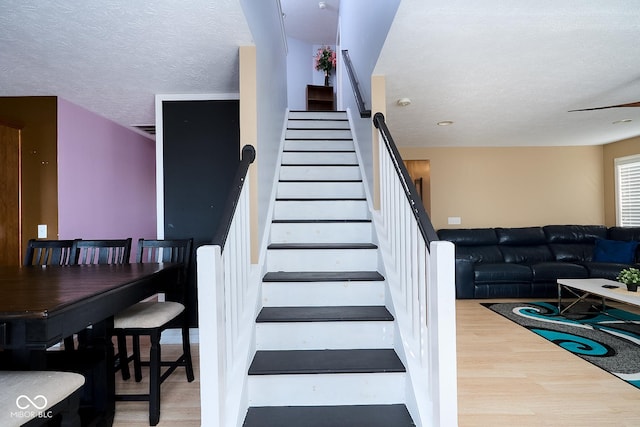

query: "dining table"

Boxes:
[0, 262, 181, 427]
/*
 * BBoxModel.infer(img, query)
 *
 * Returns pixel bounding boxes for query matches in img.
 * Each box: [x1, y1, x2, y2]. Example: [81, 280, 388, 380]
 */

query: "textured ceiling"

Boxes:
[0, 0, 252, 133]
[2, 1, 640, 148]
[376, 0, 640, 146]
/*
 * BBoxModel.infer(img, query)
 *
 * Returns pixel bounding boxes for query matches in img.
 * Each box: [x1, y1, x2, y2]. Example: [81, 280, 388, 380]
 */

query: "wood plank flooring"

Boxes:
[113, 299, 640, 426]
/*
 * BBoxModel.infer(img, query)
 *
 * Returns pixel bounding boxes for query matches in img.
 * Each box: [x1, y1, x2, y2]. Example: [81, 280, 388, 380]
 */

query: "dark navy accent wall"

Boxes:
[162, 99, 240, 325]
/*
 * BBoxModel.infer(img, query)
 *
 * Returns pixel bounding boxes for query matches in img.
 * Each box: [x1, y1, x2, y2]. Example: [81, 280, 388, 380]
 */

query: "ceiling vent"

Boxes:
[132, 124, 156, 136]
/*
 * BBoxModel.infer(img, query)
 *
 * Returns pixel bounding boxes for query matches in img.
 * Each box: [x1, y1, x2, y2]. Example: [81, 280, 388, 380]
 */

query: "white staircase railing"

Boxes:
[197, 145, 258, 427]
[372, 113, 458, 427]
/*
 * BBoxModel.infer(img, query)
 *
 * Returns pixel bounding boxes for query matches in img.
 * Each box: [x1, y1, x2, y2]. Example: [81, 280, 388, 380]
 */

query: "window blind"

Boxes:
[616, 155, 640, 227]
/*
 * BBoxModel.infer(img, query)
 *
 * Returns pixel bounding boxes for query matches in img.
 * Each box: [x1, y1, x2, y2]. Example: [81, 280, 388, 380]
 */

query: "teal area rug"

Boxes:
[483, 301, 640, 390]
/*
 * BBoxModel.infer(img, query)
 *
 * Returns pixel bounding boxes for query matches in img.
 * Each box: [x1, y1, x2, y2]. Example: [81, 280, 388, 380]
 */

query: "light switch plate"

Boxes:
[447, 217, 461, 225]
[37, 224, 47, 239]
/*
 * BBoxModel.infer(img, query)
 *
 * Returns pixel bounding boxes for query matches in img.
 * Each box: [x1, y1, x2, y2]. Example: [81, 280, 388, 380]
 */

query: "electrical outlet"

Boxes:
[447, 217, 461, 225]
[37, 224, 47, 239]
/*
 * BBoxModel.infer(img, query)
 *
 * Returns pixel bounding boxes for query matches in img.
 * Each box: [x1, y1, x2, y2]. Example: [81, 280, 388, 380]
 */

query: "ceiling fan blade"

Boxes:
[569, 101, 640, 112]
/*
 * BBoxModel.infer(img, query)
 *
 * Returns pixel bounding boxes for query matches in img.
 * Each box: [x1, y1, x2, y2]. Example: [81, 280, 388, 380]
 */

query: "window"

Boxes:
[615, 154, 640, 226]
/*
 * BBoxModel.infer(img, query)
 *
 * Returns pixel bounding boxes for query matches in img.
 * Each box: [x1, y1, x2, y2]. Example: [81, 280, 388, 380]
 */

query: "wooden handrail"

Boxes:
[373, 113, 438, 244]
[341, 50, 371, 118]
[211, 144, 256, 248]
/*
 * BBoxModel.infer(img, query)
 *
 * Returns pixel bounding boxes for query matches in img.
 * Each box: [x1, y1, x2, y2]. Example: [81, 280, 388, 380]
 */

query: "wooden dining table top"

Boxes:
[0, 263, 179, 319]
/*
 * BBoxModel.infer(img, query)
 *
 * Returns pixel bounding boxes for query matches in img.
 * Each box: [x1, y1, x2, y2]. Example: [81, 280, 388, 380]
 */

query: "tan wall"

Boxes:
[0, 97, 58, 260]
[239, 45, 259, 263]
[400, 145, 605, 230]
[603, 136, 640, 226]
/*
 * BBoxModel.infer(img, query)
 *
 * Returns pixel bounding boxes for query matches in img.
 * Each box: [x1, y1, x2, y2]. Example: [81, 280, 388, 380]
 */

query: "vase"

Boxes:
[324, 71, 330, 86]
[626, 283, 638, 292]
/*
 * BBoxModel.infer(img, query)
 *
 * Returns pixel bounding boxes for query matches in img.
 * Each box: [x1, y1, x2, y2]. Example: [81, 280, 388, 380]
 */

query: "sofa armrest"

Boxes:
[455, 259, 476, 299]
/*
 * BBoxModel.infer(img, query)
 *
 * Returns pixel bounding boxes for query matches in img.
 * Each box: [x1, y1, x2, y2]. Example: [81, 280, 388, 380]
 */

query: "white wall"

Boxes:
[240, 0, 289, 242]
[338, 0, 400, 197]
[287, 38, 312, 110]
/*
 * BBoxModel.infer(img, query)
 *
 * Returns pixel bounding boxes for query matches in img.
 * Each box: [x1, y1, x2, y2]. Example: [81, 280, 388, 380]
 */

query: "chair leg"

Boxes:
[116, 332, 131, 381]
[133, 335, 143, 382]
[63, 336, 75, 352]
[181, 324, 194, 382]
[149, 331, 161, 426]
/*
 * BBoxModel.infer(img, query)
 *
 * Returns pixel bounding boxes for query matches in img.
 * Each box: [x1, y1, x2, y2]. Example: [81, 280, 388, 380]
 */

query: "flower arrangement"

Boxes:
[314, 46, 337, 84]
[617, 267, 640, 291]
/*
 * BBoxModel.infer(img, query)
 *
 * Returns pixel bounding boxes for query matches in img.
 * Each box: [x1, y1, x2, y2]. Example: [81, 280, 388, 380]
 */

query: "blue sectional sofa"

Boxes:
[437, 225, 640, 299]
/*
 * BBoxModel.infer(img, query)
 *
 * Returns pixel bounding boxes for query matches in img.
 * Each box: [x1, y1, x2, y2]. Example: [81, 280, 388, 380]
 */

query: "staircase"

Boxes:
[242, 111, 416, 426]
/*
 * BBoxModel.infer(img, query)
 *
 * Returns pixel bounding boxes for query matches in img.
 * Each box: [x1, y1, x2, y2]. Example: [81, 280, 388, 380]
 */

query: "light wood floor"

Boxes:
[113, 300, 640, 426]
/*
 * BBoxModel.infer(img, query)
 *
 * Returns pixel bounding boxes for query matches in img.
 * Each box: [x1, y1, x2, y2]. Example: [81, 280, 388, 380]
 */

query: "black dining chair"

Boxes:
[23, 239, 77, 266]
[24, 239, 78, 351]
[113, 238, 194, 426]
[67, 238, 132, 351]
[72, 238, 132, 265]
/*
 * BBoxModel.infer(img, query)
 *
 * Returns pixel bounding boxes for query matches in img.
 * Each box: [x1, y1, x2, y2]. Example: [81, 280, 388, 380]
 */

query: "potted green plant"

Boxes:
[617, 267, 640, 292]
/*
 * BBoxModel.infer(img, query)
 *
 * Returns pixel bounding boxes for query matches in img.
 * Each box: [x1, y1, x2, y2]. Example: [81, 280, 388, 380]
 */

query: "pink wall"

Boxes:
[56, 98, 157, 258]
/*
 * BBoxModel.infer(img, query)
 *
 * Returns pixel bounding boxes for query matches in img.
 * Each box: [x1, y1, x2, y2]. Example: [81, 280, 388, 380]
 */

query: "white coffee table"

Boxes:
[557, 278, 640, 315]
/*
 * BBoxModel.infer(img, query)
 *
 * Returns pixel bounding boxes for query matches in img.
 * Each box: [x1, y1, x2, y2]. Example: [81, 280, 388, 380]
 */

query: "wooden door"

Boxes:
[404, 159, 432, 217]
[0, 123, 21, 265]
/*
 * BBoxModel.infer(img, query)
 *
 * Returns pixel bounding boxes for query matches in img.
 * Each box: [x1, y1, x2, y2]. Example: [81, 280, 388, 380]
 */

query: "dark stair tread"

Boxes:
[268, 243, 377, 250]
[248, 349, 405, 375]
[256, 306, 394, 323]
[272, 219, 371, 223]
[243, 404, 415, 427]
[263, 271, 384, 282]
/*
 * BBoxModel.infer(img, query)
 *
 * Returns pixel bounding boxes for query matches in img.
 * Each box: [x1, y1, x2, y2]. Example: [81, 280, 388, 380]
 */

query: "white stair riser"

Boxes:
[277, 182, 365, 199]
[262, 281, 386, 307]
[288, 120, 350, 130]
[256, 321, 394, 350]
[248, 373, 405, 406]
[285, 129, 352, 140]
[284, 140, 354, 151]
[289, 111, 347, 120]
[267, 248, 378, 272]
[274, 200, 369, 220]
[280, 165, 361, 181]
[270, 222, 372, 244]
[282, 151, 357, 165]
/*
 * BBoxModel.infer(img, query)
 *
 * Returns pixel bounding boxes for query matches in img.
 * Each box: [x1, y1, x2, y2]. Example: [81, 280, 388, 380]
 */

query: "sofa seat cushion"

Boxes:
[474, 263, 532, 283]
[582, 261, 633, 281]
[530, 262, 588, 282]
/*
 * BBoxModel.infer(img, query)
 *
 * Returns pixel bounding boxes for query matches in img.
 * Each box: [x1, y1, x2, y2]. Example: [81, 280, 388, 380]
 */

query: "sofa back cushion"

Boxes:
[437, 228, 503, 264]
[494, 227, 552, 263]
[543, 225, 607, 262]
[496, 227, 546, 245]
[437, 228, 497, 246]
[455, 245, 503, 263]
[543, 225, 607, 243]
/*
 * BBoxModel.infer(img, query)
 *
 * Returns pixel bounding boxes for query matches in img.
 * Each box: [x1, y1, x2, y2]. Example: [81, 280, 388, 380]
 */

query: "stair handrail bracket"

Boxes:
[197, 144, 259, 427]
[371, 113, 458, 426]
